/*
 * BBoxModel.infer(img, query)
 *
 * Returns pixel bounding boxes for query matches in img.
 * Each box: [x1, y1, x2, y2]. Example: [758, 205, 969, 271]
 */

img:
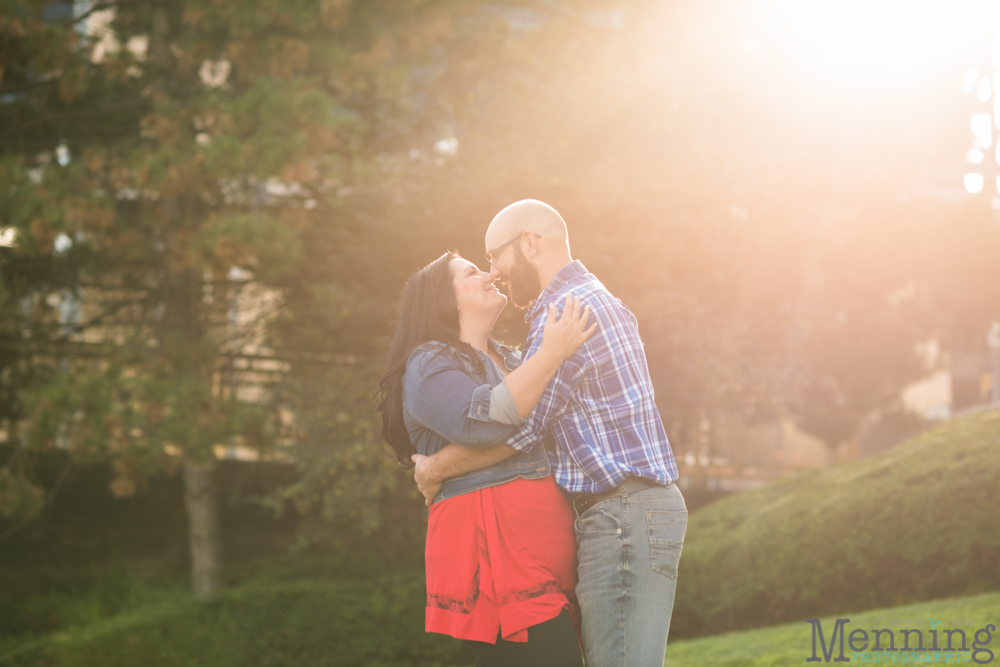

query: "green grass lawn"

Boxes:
[666, 590, 1000, 666]
[673, 408, 1000, 638]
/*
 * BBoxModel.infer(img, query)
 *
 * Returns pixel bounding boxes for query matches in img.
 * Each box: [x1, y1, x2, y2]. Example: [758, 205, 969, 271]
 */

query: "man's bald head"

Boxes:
[485, 199, 568, 249]
[485, 199, 573, 307]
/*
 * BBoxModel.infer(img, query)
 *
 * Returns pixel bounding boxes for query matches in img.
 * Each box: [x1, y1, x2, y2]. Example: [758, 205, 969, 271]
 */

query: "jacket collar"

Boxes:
[488, 338, 521, 372]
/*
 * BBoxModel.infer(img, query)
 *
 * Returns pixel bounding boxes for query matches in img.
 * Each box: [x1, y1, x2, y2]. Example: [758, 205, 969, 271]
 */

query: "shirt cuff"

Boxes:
[504, 428, 536, 452]
[468, 382, 523, 425]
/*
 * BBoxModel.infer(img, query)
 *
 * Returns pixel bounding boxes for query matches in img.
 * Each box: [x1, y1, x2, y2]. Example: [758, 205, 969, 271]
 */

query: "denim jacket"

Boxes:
[402, 340, 551, 504]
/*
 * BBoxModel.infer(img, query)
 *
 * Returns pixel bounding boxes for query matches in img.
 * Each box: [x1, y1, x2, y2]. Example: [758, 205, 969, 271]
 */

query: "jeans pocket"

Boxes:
[646, 510, 687, 579]
[575, 503, 621, 536]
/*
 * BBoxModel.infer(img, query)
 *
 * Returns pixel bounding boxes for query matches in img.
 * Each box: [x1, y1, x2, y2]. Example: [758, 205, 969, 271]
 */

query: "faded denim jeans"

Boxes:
[574, 483, 688, 667]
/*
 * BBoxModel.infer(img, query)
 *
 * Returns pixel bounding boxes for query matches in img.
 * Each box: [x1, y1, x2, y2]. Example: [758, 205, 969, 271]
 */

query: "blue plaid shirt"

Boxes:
[505, 261, 679, 495]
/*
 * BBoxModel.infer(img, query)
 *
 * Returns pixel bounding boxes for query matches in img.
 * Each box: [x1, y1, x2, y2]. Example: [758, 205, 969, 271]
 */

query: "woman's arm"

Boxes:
[403, 297, 594, 453]
[501, 294, 596, 419]
[405, 358, 520, 450]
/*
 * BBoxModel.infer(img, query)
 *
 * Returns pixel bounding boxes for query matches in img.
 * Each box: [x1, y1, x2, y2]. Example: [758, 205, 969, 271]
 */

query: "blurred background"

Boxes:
[1, 0, 999, 664]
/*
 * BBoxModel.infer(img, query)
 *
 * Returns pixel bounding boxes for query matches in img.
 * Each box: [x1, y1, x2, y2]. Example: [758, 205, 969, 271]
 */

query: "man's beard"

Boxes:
[506, 245, 543, 309]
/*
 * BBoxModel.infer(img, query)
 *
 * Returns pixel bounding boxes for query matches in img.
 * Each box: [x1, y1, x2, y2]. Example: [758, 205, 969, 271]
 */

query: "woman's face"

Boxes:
[450, 257, 506, 321]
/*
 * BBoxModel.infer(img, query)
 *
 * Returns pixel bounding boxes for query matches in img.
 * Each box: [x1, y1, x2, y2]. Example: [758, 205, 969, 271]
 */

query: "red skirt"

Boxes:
[425, 475, 579, 644]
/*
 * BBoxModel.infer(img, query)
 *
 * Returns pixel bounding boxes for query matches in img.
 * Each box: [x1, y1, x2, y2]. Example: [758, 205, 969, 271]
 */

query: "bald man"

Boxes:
[413, 200, 686, 667]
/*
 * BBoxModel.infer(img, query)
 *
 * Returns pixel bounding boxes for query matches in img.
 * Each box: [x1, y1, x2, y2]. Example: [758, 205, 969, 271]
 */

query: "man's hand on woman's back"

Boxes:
[412, 443, 520, 507]
[411, 453, 442, 507]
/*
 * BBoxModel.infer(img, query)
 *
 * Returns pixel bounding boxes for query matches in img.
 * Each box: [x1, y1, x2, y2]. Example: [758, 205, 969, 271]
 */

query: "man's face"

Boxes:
[490, 242, 542, 309]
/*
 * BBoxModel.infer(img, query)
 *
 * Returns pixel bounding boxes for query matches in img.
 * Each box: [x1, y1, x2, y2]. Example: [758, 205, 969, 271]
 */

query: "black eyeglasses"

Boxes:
[486, 231, 541, 267]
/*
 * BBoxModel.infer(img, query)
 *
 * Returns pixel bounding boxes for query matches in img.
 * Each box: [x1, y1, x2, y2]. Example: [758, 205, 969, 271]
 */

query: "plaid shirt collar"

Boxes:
[524, 260, 589, 324]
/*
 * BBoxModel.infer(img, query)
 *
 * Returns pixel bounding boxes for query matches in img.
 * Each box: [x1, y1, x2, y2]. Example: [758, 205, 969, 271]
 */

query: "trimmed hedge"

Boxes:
[672, 409, 1000, 638]
[0, 562, 468, 667]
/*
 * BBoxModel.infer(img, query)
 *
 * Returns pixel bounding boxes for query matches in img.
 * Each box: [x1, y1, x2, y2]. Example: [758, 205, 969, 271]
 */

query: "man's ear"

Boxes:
[522, 231, 541, 259]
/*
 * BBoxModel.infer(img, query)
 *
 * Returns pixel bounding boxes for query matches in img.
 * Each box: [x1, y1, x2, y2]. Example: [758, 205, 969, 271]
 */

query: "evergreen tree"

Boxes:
[0, 0, 472, 592]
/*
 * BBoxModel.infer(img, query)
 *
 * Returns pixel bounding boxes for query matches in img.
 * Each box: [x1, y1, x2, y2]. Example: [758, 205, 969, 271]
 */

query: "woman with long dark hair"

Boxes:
[376, 251, 594, 667]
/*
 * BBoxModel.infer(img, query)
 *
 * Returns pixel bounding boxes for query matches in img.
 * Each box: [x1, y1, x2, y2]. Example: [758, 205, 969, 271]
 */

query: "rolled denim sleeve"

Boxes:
[404, 351, 518, 449]
[471, 381, 522, 425]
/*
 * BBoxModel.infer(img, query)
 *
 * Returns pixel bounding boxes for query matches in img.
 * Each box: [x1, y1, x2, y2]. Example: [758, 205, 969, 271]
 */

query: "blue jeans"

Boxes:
[574, 482, 688, 667]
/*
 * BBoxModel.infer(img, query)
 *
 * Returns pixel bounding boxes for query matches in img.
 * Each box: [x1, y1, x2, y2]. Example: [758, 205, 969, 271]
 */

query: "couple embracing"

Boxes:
[376, 200, 687, 667]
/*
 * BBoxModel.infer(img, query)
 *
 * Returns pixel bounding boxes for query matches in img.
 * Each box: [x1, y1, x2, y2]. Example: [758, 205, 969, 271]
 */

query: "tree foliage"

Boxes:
[2, 0, 999, 559]
[0, 0, 489, 577]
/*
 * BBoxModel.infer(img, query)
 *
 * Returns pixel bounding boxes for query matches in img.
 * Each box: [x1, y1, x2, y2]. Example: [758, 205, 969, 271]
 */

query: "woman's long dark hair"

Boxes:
[376, 251, 483, 466]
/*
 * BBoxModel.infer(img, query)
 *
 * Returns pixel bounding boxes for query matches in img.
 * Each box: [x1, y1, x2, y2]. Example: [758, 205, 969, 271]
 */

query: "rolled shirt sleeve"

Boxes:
[476, 381, 522, 425]
[404, 349, 519, 450]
